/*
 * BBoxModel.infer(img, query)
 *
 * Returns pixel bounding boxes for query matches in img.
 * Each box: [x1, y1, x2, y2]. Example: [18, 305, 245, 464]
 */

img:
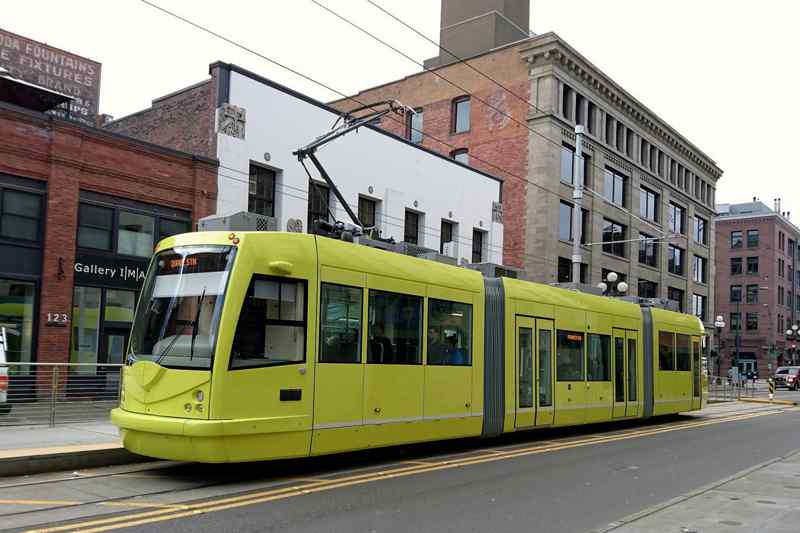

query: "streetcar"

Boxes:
[111, 231, 706, 463]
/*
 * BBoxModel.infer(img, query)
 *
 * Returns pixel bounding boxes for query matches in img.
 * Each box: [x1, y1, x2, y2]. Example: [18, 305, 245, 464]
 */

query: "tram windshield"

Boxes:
[129, 245, 235, 369]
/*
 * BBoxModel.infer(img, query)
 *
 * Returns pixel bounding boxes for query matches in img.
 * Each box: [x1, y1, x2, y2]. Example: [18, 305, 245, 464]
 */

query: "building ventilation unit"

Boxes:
[198, 211, 277, 232]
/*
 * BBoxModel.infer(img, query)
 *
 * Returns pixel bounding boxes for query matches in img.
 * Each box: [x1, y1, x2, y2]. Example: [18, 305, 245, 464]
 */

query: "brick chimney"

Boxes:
[424, 0, 530, 69]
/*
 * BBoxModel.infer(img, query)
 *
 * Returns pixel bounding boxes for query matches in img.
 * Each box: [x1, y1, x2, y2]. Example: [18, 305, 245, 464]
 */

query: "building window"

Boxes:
[117, 211, 154, 257]
[77, 204, 114, 251]
[158, 219, 191, 242]
[639, 187, 658, 222]
[730, 312, 741, 331]
[731, 230, 743, 248]
[587, 101, 596, 134]
[692, 255, 707, 284]
[747, 229, 759, 248]
[668, 202, 686, 235]
[605, 115, 615, 145]
[746, 312, 759, 331]
[560, 144, 591, 187]
[603, 168, 626, 207]
[746, 284, 759, 304]
[668, 287, 685, 312]
[602, 219, 626, 258]
[452, 96, 470, 134]
[1, 190, 42, 242]
[404, 211, 420, 245]
[559, 201, 588, 244]
[408, 108, 423, 144]
[730, 285, 742, 303]
[472, 229, 485, 263]
[638, 279, 658, 298]
[557, 257, 588, 284]
[747, 256, 759, 274]
[778, 286, 785, 305]
[638, 233, 658, 268]
[451, 149, 469, 164]
[789, 239, 795, 259]
[692, 294, 706, 321]
[668, 245, 684, 276]
[575, 94, 585, 125]
[248, 164, 276, 217]
[0, 280, 35, 367]
[694, 215, 707, 245]
[307, 181, 330, 233]
[440, 220, 454, 255]
[561, 84, 573, 119]
[731, 257, 742, 275]
[358, 196, 376, 228]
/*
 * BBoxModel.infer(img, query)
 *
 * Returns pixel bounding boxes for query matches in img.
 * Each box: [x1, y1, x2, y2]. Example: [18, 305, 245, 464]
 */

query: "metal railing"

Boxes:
[0, 362, 122, 427]
[708, 377, 768, 401]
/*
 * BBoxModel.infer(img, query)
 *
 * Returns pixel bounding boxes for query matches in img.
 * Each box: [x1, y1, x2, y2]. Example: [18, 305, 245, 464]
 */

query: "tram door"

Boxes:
[515, 317, 535, 427]
[515, 317, 554, 428]
[691, 337, 702, 410]
[612, 329, 640, 418]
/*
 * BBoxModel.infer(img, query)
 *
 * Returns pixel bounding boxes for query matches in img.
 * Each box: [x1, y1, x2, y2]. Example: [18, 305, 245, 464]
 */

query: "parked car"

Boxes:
[773, 366, 800, 390]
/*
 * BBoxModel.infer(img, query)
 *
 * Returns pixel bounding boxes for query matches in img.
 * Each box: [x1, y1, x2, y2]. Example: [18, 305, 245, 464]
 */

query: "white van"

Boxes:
[0, 327, 10, 415]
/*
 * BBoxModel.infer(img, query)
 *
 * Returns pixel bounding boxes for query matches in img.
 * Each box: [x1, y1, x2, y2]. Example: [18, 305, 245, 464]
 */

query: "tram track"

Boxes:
[2, 404, 791, 533]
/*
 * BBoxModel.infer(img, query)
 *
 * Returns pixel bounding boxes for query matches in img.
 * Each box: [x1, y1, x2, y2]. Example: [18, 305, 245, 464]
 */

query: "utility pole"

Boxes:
[571, 125, 585, 284]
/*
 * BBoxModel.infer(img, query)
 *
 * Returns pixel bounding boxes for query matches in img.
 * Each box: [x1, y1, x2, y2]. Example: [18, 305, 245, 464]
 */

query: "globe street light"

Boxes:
[598, 272, 628, 297]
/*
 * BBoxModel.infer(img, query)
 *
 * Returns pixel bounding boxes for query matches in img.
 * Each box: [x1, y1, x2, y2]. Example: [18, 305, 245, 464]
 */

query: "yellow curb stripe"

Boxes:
[25, 409, 784, 533]
[0, 499, 82, 506]
[98, 502, 190, 510]
[0, 443, 121, 460]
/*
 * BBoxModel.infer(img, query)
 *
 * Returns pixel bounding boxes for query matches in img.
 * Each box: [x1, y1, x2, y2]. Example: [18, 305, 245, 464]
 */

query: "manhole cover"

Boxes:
[720, 520, 742, 526]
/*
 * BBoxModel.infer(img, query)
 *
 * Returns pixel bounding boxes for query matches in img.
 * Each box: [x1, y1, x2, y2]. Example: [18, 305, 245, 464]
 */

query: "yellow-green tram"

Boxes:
[111, 231, 706, 463]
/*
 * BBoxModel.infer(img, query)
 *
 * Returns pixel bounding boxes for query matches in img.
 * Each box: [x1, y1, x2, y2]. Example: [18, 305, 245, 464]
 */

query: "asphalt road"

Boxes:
[3, 403, 800, 533]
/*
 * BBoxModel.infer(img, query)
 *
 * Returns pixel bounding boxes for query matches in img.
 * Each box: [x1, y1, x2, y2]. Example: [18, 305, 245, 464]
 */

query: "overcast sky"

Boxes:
[4, 0, 797, 211]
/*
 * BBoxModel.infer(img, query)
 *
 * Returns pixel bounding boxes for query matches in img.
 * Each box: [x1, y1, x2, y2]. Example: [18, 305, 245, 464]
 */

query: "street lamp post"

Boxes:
[597, 271, 628, 298]
[785, 324, 799, 365]
[714, 315, 725, 379]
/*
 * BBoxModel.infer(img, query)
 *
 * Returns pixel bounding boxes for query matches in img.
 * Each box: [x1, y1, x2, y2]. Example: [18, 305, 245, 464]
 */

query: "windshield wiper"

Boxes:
[189, 288, 206, 361]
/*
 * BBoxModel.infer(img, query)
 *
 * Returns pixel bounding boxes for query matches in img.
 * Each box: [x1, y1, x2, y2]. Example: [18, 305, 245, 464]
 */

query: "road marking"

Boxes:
[0, 499, 82, 506]
[25, 408, 788, 533]
[0, 443, 121, 460]
[98, 502, 189, 510]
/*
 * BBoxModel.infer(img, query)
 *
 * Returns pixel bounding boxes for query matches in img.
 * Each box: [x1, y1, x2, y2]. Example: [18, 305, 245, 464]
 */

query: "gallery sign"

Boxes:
[73, 251, 148, 290]
[0, 28, 101, 126]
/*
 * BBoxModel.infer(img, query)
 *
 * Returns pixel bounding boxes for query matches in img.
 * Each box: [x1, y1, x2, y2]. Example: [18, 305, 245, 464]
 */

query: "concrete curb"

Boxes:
[0, 445, 151, 478]
[738, 398, 797, 406]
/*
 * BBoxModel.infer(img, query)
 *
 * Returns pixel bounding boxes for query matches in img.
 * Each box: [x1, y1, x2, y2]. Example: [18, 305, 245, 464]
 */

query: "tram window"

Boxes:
[427, 299, 472, 366]
[319, 284, 362, 364]
[367, 290, 422, 364]
[556, 330, 584, 381]
[614, 337, 625, 402]
[676, 334, 691, 371]
[230, 278, 307, 369]
[587, 334, 611, 381]
[658, 331, 675, 371]
[628, 339, 637, 401]
[539, 329, 553, 407]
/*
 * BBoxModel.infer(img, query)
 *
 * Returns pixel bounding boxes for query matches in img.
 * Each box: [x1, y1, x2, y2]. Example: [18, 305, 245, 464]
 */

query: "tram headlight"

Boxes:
[195, 390, 204, 402]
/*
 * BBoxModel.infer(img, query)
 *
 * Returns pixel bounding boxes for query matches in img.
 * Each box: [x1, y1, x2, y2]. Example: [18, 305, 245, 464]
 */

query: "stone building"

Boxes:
[333, 0, 722, 336]
[714, 200, 800, 377]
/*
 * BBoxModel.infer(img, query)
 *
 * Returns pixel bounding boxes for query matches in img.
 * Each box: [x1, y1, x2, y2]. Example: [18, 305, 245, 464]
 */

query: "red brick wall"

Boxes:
[104, 80, 216, 159]
[331, 45, 530, 269]
[0, 104, 218, 366]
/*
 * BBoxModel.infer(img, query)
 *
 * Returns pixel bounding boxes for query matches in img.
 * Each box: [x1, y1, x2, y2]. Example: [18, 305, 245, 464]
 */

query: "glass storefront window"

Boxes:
[104, 290, 136, 323]
[118, 212, 154, 257]
[0, 279, 35, 374]
[70, 286, 101, 374]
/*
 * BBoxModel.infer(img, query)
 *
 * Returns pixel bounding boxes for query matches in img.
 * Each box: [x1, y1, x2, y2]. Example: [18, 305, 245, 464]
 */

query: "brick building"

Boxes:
[0, 72, 217, 393]
[333, 0, 723, 338]
[714, 200, 800, 377]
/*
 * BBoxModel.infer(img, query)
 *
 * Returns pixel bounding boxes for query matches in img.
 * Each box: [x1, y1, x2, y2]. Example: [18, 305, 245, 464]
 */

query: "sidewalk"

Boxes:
[601, 449, 800, 533]
[0, 421, 146, 477]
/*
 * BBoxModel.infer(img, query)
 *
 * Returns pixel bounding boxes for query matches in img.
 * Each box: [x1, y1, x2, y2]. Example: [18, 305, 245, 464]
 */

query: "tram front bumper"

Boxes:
[111, 408, 310, 463]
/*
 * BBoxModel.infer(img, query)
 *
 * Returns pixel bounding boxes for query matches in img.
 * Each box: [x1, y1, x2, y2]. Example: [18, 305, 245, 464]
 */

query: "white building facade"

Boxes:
[214, 64, 503, 265]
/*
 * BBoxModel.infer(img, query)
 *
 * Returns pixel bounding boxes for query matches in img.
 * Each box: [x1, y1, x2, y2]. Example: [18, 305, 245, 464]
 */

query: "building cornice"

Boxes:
[520, 33, 722, 180]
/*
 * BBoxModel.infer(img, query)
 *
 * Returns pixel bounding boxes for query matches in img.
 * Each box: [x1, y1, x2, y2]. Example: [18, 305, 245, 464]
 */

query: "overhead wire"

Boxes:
[141, 0, 689, 276]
